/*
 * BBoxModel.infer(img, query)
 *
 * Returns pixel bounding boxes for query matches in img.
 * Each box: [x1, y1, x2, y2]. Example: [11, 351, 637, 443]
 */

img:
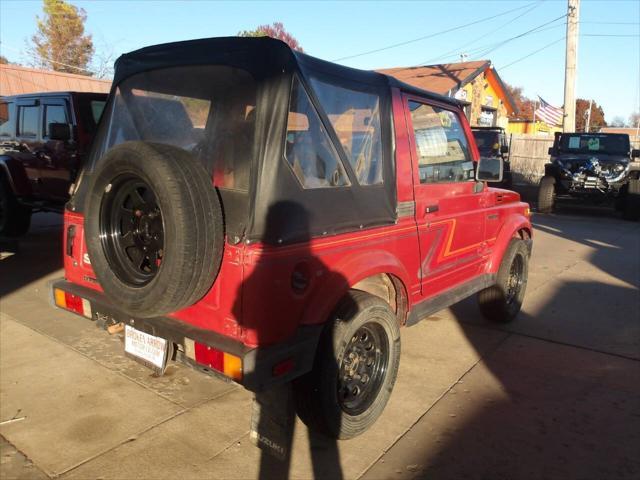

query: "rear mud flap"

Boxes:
[250, 383, 295, 461]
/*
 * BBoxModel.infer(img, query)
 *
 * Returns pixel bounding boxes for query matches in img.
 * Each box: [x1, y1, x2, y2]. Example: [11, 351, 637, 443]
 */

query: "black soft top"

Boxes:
[81, 36, 466, 245]
[113, 36, 461, 107]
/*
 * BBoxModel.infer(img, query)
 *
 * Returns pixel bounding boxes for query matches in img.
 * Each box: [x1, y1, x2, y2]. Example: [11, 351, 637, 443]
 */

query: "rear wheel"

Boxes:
[478, 238, 529, 323]
[537, 175, 555, 213]
[84, 141, 224, 317]
[622, 178, 640, 221]
[293, 290, 401, 439]
[0, 175, 31, 237]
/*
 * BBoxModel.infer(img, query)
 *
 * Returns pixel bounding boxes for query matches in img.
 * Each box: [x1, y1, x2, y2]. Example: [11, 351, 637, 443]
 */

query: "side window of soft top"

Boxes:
[284, 77, 350, 189]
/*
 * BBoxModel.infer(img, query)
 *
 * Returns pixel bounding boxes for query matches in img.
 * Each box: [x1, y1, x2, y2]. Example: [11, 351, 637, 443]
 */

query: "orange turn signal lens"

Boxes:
[54, 288, 67, 308]
[223, 352, 243, 381]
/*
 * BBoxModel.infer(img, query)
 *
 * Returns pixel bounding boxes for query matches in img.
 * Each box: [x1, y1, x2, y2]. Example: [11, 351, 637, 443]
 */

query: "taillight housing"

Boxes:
[54, 288, 92, 319]
[185, 338, 243, 381]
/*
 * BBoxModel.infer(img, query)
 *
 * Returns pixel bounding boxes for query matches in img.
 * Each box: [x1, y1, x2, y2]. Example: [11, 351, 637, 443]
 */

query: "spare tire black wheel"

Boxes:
[84, 141, 224, 318]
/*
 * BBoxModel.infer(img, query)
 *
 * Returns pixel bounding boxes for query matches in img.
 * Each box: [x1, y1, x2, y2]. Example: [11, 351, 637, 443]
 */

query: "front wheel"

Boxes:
[622, 178, 640, 221]
[478, 238, 529, 323]
[293, 290, 401, 439]
[537, 175, 556, 213]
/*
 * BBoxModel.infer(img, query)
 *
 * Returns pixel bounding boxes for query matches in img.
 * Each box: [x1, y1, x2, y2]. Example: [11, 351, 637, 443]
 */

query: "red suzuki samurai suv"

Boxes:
[52, 37, 532, 439]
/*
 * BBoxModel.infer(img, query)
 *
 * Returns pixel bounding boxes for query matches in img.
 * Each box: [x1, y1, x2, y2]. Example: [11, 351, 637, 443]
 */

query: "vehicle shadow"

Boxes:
[403, 277, 640, 479]
[365, 214, 640, 479]
[0, 213, 63, 299]
[531, 211, 639, 287]
[232, 201, 348, 480]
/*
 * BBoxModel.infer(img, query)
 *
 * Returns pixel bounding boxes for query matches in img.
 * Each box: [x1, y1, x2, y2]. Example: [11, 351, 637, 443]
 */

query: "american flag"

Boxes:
[535, 96, 564, 126]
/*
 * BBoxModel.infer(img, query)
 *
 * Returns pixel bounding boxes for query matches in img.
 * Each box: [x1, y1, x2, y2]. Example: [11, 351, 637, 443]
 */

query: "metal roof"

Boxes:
[0, 64, 111, 97]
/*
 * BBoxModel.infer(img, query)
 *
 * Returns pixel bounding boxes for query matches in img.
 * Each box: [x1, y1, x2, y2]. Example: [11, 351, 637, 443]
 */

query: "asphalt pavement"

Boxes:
[1, 207, 638, 480]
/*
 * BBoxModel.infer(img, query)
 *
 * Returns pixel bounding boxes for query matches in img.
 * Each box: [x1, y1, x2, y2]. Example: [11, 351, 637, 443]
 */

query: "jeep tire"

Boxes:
[0, 174, 31, 237]
[537, 175, 555, 213]
[293, 290, 401, 439]
[84, 141, 224, 317]
[622, 178, 640, 221]
[478, 238, 529, 323]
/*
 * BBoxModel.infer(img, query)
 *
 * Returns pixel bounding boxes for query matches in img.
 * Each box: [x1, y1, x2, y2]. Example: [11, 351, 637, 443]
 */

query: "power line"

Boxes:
[499, 37, 566, 71]
[420, 0, 544, 66]
[581, 34, 640, 37]
[332, 1, 540, 62]
[471, 13, 568, 59]
[579, 21, 640, 25]
[388, 13, 567, 77]
[0, 42, 93, 74]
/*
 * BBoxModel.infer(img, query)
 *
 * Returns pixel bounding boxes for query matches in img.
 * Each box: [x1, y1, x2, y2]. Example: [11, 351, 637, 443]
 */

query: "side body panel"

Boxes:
[402, 93, 488, 299]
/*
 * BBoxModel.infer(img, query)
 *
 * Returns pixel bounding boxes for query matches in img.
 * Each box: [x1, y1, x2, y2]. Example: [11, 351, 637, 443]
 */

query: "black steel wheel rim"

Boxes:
[99, 175, 165, 286]
[338, 322, 389, 416]
[506, 254, 524, 305]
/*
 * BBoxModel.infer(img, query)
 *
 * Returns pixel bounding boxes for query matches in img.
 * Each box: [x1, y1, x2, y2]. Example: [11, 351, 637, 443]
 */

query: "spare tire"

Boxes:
[84, 141, 224, 317]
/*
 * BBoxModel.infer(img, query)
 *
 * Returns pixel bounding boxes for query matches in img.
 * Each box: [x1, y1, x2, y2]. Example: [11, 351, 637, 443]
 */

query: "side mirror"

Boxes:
[632, 149, 640, 159]
[548, 147, 555, 155]
[49, 123, 71, 141]
[476, 156, 503, 183]
[500, 145, 509, 154]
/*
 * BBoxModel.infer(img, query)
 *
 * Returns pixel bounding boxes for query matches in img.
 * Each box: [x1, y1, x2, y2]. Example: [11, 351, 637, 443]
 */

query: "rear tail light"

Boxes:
[53, 288, 92, 319]
[185, 338, 243, 381]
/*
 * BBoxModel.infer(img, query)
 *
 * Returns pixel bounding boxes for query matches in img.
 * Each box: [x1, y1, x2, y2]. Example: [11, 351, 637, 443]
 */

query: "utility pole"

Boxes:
[585, 98, 593, 132]
[563, 0, 580, 132]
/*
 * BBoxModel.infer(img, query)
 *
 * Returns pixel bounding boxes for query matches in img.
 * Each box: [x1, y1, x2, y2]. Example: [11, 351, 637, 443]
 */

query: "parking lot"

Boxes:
[1, 207, 639, 480]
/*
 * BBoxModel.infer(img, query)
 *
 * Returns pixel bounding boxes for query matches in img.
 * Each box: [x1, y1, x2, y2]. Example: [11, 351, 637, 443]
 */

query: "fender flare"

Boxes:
[0, 156, 32, 196]
[485, 212, 532, 274]
[300, 249, 411, 327]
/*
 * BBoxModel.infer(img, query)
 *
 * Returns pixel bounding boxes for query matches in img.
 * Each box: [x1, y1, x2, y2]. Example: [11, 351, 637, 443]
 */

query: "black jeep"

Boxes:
[538, 132, 640, 220]
[0, 91, 107, 235]
[471, 126, 512, 188]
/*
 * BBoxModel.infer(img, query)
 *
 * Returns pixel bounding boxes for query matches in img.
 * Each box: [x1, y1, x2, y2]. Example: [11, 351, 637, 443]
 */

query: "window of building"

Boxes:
[408, 101, 474, 184]
[285, 77, 350, 189]
[309, 77, 383, 185]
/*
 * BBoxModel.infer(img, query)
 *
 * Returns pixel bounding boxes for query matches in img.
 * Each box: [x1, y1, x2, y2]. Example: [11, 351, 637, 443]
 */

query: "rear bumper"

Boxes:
[50, 279, 322, 391]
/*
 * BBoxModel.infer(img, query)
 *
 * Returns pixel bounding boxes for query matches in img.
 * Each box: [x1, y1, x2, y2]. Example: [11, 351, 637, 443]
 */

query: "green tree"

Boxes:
[0, 56, 9, 64]
[238, 22, 303, 52]
[31, 0, 94, 75]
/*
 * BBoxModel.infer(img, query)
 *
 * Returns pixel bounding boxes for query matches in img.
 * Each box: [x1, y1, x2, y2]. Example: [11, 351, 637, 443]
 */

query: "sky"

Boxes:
[1, 0, 639, 122]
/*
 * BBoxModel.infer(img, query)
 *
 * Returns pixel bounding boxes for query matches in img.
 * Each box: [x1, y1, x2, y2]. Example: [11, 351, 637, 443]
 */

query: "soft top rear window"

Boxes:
[94, 65, 257, 193]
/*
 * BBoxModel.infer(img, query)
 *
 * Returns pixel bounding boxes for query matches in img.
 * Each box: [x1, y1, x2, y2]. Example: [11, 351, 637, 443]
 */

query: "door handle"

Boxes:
[425, 205, 439, 213]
